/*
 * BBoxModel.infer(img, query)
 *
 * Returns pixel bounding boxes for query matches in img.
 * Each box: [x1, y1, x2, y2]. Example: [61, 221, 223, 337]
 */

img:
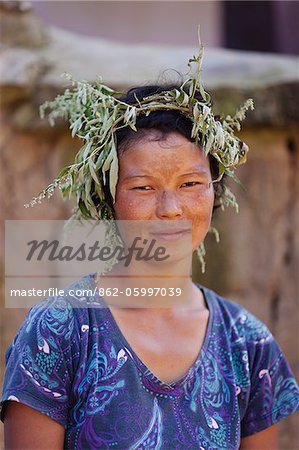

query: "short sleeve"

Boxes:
[241, 329, 299, 437]
[0, 297, 79, 428]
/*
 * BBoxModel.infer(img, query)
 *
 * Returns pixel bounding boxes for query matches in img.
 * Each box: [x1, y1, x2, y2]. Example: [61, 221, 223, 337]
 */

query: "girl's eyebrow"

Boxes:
[123, 170, 210, 181]
[123, 174, 156, 181]
[179, 171, 210, 177]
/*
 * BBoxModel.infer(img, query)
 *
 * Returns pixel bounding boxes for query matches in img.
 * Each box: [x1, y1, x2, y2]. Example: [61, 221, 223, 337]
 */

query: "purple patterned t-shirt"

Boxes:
[1, 274, 299, 449]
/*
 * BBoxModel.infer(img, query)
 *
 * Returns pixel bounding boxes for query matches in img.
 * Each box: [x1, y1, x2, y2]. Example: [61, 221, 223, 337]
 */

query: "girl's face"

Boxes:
[114, 132, 214, 252]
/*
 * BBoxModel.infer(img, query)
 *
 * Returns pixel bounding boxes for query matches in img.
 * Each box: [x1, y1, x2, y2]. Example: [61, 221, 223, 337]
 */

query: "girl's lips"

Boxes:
[149, 230, 191, 241]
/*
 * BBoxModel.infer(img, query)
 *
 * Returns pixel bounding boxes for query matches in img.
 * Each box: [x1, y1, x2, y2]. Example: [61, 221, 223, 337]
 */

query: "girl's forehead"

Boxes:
[118, 133, 211, 175]
[120, 130, 203, 155]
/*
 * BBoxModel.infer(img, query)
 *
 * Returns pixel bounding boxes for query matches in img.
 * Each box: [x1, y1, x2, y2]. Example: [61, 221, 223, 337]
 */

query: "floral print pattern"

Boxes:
[1, 274, 299, 449]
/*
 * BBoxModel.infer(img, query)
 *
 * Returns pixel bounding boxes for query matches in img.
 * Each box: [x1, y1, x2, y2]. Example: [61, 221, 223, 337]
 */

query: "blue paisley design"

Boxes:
[272, 376, 299, 422]
[129, 398, 163, 450]
[1, 274, 298, 449]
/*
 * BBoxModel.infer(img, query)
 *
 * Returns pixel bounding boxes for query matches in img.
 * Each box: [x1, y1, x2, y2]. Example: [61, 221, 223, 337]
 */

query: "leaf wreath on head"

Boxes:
[25, 44, 254, 225]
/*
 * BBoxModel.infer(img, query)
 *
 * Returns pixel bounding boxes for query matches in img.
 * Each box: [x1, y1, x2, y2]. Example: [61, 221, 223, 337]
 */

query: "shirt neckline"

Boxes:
[87, 273, 214, 392]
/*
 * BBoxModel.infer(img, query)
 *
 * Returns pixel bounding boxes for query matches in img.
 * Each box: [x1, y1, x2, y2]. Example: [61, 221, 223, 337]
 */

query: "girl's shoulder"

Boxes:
[24, 272, 103, 317]
[199, 284, 273, 345]
[6, 274, 106, 360]
[1, 274, 108, 426]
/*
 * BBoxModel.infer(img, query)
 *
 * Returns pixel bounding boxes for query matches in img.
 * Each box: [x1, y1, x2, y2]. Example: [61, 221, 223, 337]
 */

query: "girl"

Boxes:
[2, 53, 299, 449]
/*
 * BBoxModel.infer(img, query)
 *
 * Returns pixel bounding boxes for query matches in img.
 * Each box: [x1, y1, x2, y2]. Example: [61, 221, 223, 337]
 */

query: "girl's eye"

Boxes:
[181, 181, 201, 188]
[132, 186, 153, 191]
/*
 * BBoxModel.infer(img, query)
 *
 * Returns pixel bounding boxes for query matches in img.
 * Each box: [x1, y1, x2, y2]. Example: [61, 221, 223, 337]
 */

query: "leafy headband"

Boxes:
[25, 46, 254, 225]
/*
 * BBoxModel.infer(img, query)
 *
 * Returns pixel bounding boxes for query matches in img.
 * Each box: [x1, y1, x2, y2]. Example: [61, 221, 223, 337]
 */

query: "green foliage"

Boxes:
[25, 49, 254, 221]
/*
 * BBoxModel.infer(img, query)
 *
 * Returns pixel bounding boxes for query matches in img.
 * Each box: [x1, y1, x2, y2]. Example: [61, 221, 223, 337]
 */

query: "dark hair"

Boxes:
[111, 84, 226, 211]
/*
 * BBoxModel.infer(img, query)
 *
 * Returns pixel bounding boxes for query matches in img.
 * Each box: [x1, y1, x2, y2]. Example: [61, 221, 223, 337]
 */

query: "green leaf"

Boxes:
[70, 117, 82, 137]
[89, 160, 100, 185]
[100, 85, 116, 96]
[82, 141, 93, 160]
[225, 169, 246, 191]
[102, 145, 114, 174]
[78, 199, 91, 218]
[109, 148, 119, 201]
[205, 132, 214, 154]
[198, 82, 207, 102]
[57, 166, 70, 179]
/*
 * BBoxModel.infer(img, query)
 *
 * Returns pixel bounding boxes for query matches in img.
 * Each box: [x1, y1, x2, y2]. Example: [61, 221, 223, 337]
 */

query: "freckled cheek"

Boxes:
[186, 192, 214, 247]
[114, 194, 155, 220]
[190, 205, 213, 233]
[185, 190, 214, 218]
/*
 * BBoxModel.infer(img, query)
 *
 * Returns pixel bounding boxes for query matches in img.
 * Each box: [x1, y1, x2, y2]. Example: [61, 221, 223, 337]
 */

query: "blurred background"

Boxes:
[1, 1, 299, 448]
[31, 1, 299, 54]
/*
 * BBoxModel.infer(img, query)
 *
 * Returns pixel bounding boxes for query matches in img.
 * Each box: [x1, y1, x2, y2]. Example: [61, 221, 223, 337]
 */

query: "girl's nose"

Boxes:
[156, 190, 183, 219]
